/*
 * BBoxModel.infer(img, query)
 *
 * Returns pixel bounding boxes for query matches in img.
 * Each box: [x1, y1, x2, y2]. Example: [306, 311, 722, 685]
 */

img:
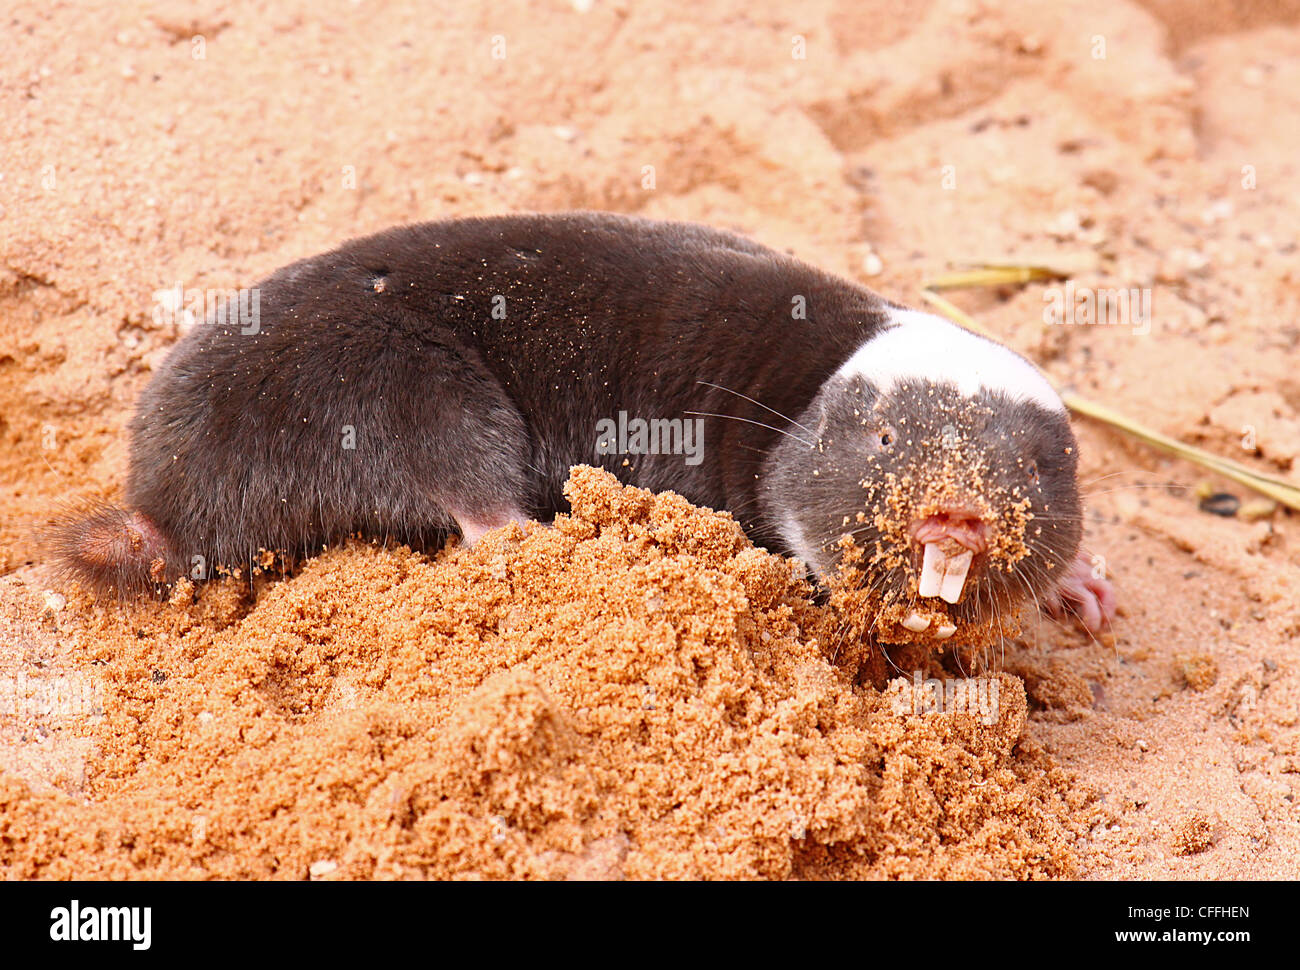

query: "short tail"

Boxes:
[49, 503, 178, 597]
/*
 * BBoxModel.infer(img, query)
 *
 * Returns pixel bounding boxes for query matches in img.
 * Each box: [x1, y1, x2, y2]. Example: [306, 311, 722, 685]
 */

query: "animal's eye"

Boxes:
[880, 432, 892, 446]
[1027, 460, 1040, 483]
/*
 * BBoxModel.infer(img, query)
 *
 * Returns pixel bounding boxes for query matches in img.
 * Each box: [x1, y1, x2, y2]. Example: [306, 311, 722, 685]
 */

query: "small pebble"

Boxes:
[1198, 492, 1239, 517]
[1239, 498, 1276, 521]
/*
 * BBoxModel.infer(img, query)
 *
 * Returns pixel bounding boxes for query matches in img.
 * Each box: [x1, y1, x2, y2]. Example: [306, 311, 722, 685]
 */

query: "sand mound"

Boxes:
[0, 467, 1083, 879]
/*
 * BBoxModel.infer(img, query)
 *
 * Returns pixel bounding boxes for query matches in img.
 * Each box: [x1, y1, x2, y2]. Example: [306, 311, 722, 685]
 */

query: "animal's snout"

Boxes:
[910, 511, 989, 555]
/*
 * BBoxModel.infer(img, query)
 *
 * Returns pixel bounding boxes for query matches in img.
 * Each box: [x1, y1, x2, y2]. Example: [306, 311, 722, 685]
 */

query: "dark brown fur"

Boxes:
[57, 212, 901, 595]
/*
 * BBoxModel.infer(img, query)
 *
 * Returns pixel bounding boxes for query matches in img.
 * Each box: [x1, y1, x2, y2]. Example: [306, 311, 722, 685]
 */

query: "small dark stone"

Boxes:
[151, 669, 167, 683]
[1198, 492, 1240, 516]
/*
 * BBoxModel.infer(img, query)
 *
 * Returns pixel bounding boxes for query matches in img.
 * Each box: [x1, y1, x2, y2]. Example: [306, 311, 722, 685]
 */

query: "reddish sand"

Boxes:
[2, 0, 1299, 878]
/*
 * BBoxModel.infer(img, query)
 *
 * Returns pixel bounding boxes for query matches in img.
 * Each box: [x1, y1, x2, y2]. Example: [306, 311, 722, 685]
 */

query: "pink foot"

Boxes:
[1046, 552, 1116, 634]
[454, 509, 530, 546]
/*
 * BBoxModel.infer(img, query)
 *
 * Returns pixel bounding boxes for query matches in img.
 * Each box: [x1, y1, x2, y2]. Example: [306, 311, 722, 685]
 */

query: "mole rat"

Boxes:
[57, 211, 1115, 637]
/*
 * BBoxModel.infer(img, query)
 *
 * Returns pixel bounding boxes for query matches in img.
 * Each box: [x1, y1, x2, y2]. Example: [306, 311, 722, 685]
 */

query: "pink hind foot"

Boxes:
[454, 509, 531, 546]
[1046, 552, 1117, 634]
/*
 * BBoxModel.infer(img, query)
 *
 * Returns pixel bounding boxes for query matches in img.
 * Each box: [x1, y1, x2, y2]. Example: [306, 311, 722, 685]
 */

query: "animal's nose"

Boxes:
[910, 511, 989, 554]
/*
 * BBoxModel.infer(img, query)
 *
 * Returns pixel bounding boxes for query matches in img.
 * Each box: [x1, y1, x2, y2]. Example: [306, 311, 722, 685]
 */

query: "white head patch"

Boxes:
[836, 309, 1065, 413]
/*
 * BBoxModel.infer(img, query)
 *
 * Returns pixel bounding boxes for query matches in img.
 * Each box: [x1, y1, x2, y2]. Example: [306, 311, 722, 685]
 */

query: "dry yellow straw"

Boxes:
[923, 264, 1073, 290]
[919, 284, 1300, 512]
